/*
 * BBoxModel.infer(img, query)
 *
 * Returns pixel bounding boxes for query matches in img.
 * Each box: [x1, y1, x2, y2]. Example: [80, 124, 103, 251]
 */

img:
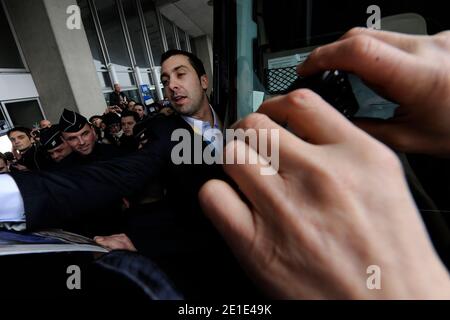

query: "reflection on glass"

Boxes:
[0, 4, 25, 69]
[140, 0, 165, 66]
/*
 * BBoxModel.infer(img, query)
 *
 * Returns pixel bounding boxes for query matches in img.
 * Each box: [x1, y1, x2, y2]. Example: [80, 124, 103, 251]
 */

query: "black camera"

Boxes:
[286, 70, 360, 118]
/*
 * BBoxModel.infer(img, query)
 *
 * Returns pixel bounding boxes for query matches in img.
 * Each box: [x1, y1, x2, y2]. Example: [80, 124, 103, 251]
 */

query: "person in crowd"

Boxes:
[89, 115, 104, 129]
[0, 152, 9, 173]
[109, 83, 129, 110]
[89, 115, 108, 144]
[102, 112, 123, 147]
[133, 103, 147, 122]
[7, 127, 49, 171]
[119, 110, 139, 152]
[127, 100, 136, 111]
[39, 119, 52, 129]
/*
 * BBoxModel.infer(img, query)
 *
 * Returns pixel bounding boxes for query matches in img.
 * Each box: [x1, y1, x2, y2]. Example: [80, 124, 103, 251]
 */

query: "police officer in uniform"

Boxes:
[59, 109, 125, 164]
[39, 125, 78, 170]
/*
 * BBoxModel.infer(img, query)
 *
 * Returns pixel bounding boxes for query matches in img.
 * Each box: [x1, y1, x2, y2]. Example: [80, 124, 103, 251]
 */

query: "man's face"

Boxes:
[62, 124, 97, 156]
[0, 158, 8, 173]
[108, 123, 121, 135]
[121, 116, 136, 137]
[40, 120, 51, 129]
[9, 131, 32, 152]
[91, 118, 103, 128]
[127, 101, 136, 110]
[114, 84, 121, 93]
[161, 55, 208, 116]
[48, 141, 72, 162]
[133, 106, 145, 119]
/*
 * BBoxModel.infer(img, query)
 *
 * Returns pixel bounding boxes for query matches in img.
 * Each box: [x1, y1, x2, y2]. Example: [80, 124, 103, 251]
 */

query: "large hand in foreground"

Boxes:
[200, 90, 450, 299]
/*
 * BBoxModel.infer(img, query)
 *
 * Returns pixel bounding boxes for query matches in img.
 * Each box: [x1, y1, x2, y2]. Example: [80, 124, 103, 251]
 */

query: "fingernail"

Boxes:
[95, 237, 104, 241]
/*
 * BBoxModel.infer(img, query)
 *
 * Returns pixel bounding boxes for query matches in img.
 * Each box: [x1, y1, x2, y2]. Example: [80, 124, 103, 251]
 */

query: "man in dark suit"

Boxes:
[108, 83, 129, 110]
[1, 50, 258, 298]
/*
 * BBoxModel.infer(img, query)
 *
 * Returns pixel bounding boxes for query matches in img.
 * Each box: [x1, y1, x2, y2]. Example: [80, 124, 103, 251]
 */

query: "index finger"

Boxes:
[296, 35, 433, 106]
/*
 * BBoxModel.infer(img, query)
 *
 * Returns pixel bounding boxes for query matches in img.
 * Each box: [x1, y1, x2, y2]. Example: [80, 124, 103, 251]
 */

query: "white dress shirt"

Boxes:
[181, 105, 223, 151]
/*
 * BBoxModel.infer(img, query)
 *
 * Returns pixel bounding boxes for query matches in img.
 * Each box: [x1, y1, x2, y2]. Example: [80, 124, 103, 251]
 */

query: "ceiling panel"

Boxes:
[158, 0, 213, 38]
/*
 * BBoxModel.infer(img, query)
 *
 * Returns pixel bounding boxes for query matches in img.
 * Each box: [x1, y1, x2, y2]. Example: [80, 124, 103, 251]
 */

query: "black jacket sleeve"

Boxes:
[9, 136, 170, 230]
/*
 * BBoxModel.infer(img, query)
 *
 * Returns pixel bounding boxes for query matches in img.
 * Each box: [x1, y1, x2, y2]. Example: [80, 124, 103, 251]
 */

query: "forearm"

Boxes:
[8, 142, 168, 230]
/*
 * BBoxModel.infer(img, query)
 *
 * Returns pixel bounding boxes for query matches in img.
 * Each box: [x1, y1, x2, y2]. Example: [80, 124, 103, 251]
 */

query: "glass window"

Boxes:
[0, 4, 25, 69]
[122, 0, 151, 68]
[140, 0, 165, 66]
[94, 0, 132, 71]
[178, 27, 188, 51]
[163, 16, 177, 50]
[78, 0, 111, 89]
[4, 100, 44, 129]
[78, 0, 105, 68]
[140, 71, 152, 86]
[116, 71, 135, 87]
[97, 71, 112, 88]
[123, 89, 140, 103]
